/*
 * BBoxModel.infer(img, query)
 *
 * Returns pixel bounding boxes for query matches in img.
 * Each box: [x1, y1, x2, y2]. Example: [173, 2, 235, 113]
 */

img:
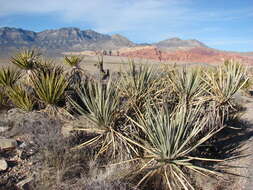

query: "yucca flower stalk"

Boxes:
[69, 79, 137, 158]
[127, 104, 223, 190]
[0, 67, 22, 87]
[7, 85, 34, 112]
[31, 66, 69, 113]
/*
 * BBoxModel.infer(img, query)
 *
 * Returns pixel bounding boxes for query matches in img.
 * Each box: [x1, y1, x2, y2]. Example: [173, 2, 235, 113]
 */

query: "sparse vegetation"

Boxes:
[0, 50, 251, 190]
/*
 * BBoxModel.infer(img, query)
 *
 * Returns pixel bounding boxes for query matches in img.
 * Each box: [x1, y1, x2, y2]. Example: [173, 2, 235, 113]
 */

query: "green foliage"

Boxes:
[0, 67, 22, 87]
[7, 85, 34, 111]
[10, 49, 41, 70]
[128, 103, 222, 189]
[31, 67, 68, 107]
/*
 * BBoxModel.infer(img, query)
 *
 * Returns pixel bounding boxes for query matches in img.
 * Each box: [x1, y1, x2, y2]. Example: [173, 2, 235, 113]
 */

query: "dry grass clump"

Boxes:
[0, 49, 251, 190]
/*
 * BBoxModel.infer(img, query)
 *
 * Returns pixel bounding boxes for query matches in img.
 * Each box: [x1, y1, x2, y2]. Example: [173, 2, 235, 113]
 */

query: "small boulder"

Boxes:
[0, 159, 8, 171]
[0, 138, 17, 150]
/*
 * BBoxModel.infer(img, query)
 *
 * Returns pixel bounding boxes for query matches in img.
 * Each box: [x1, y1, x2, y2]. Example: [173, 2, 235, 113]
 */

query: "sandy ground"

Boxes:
[0, 55, 212, 74]
[241, 99, 253, 190]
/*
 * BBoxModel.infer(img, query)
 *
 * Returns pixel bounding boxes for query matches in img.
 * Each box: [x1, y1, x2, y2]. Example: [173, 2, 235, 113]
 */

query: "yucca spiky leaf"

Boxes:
[11, 49, 41, 70]
[127, 104, 223, 190]
[7, 85, 34, 111]
[69, 80, 136, 158]
[0, 67, 22, 87]
[31, 67, 68, 107]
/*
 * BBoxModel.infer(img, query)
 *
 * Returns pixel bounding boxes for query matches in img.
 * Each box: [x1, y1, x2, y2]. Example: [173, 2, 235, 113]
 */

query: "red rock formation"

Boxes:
[120, 46, 253, 65]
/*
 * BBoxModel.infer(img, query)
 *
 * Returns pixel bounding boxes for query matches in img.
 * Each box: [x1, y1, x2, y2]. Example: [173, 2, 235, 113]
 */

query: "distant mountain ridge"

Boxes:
[0, 27, 208, 54]
[156, 37, 207, 50]
[0, 27, 135, 52]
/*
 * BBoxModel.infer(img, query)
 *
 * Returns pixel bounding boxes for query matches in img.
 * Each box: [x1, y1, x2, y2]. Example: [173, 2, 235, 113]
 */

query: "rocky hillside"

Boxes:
[0, 27, 211, 55]
[0, 27, 135, 53]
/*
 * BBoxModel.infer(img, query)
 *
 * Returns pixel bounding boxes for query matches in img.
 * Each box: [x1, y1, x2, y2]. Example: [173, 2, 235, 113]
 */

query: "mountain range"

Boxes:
[0, 27, 206, 53]
[0, 27, 252, 65]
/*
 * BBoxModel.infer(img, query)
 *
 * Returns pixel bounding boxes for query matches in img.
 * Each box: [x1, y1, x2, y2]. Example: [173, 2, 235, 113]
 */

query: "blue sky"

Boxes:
[0, 0, 252, 52]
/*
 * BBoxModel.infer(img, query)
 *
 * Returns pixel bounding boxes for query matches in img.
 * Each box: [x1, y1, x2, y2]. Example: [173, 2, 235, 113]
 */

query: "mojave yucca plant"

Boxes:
[31, 67, 68, 112]
[0, 67, 22, 87]
[7, 85, 34, 112]
[118, 61, 157, 114]
[64, 55, 84, 88]
[11, 49, 41, 83]
[128, 103, 223, 190]
[64, 55, 83, 68]
[167, 67, 206, 107]
[203, 60, 248, 109]
[11, 49, 41, 70]
[69, 79, 136, 158]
